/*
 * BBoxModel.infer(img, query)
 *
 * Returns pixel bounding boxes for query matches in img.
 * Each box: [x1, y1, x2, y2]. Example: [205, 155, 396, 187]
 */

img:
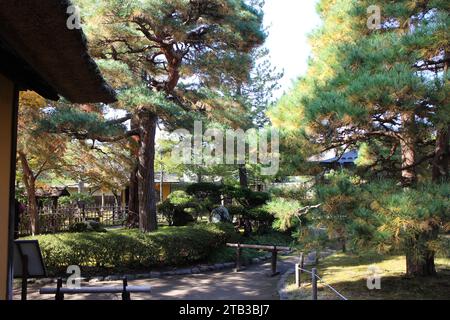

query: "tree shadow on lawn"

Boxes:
[318, 251, 388, 268]
[303, 253, 450, 300]
[317, 269, 450, 300]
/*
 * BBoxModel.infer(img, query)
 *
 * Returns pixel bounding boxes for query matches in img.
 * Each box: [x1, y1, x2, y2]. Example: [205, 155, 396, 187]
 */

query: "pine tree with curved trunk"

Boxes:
[45, 0, 266, 232]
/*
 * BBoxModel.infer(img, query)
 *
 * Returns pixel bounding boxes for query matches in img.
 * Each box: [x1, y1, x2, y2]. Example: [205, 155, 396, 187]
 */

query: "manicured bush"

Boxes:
[227, 205, 247, 218]
[186, 183, 223, 214]
[27, 223, 235, 275]
[157, 191, 196, 226]
[223, 186, 270, 208]
[68, 220, 106, 233]
[186, 183, 222, 204]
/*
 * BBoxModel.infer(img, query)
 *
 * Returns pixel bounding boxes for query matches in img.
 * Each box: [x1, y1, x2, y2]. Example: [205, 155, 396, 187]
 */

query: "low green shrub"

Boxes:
[157, 191, 196, 226]
[68, 220, 106, 233]
[27, 223, 235, 275]
[222, 186, 270, 209]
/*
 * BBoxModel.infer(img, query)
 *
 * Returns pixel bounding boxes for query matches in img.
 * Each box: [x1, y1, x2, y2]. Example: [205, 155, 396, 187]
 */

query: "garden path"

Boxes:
[13, 256, 298, 300]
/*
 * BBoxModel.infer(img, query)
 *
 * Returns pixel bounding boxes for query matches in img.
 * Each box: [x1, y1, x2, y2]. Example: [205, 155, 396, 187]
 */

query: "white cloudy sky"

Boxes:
[263, 0, 321, 98]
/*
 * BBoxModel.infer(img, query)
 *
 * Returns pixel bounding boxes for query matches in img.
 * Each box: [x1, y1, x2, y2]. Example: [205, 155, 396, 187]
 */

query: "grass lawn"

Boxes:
[285, 252, 450, 300]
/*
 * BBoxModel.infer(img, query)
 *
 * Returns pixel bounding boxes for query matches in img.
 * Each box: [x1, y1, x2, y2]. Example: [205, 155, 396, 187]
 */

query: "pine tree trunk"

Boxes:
[432, 51, 449, 182]
[18, 152, 39, 235]
[127, 115, 140, 227]
[432, 125, 450, 183]
[400, 112, 417, 186]
[239, 164, 248, 188]
[137, 110, 158, 232]
[406, 251, 436, 277]
[126, 163, 139, 227]
[405, 224, 439, 277]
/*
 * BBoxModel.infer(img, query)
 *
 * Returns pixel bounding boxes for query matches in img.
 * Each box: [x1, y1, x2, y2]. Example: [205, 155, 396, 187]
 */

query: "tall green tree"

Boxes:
[270, 0, 449, 276]
[43, 0, 266, 231]
[271, 0, 449, 185]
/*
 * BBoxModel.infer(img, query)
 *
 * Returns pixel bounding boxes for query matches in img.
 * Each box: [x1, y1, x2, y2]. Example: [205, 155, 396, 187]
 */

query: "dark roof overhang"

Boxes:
[0, 0, 116, 104]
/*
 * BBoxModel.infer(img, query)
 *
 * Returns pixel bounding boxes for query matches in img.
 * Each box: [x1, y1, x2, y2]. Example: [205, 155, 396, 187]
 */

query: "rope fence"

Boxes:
[295, 252, 348, 301]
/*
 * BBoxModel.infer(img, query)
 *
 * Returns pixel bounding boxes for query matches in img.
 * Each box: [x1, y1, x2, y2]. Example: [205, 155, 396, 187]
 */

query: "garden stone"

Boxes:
[252, 258, 260, 264]
[214, 263, 225, 270]
[191, 267, 201, 274]
[89, 276, 104, 283]
[105, 275, 120, 281]
[176, 268, 192, 275]
[199, 266, 210, 273]
[224, 262, 235, 268]
[211, 206, 232, 223]
[150, 272, 161, 278]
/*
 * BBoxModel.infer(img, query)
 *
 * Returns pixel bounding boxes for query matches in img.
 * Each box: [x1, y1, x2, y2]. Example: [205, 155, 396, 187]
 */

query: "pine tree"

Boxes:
[43, 0, 266, 232]
[270, 0, 449, 276]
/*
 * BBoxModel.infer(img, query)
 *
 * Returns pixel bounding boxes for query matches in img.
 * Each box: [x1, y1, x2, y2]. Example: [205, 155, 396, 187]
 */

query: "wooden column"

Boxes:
[0, 73, 19, 300]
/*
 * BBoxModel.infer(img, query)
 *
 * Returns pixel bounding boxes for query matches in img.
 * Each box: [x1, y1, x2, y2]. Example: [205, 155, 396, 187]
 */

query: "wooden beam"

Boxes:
[226, 243, 291, 252]
[0, 73, 19, 300]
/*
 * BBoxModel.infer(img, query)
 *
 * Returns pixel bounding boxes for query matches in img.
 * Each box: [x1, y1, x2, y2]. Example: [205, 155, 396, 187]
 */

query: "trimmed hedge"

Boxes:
[27, 223, 235, 274]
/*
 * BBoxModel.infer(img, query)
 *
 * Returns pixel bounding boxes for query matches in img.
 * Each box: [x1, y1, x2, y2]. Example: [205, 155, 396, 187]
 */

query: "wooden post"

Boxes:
[235, 243, 242, 272]
[312, 268, 318, 300]
[270, 246, 280, 277]
[21, 255, 28, 301]
[295, 263, 301, 288]
[55, 278, 64, 301]
[122, 277, 130, 300]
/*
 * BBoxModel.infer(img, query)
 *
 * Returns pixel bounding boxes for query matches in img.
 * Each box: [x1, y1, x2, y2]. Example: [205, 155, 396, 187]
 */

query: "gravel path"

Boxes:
[14, 257, 298, 300]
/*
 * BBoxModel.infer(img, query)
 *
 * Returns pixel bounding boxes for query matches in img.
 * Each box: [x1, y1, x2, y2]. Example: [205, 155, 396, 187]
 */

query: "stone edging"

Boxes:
[30, 250, 293, 286]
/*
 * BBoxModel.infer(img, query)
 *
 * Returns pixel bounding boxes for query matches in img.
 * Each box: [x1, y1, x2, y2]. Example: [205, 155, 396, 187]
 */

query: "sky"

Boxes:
[107, 0, 323, 127]
[262, 0, 322, 98]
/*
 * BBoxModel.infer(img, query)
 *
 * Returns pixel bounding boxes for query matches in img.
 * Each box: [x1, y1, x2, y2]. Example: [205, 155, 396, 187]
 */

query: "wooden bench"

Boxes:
[226, 243, 291, 277]
[40, 278, 151, 300]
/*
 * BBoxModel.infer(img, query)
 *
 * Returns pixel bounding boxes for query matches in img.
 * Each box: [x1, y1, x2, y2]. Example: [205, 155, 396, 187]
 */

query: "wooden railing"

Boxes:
[294, 252, 348, 300]
[226, 243, 291, 277]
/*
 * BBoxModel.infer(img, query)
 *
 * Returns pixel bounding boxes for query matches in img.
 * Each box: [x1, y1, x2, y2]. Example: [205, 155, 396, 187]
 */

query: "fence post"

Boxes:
[295, 252, 304, 288]
[271, 246, 280, 277]
[55, 278, 64, 301]
[122, 277, 131, 301]
[312, 268, 318, 300]
[295, 263, 301, 288]
[21, 255, 28, 301]
[235, 243, 242, 272]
